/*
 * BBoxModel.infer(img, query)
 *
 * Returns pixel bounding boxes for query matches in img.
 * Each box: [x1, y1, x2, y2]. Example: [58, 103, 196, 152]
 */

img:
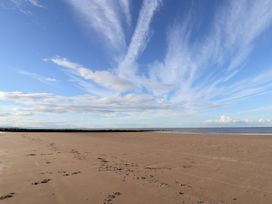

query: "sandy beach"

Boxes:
[0, 132, 272, 204]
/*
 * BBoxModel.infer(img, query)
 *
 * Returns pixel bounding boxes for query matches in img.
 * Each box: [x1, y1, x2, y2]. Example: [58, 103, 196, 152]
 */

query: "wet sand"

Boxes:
[0, 132, 272, 204]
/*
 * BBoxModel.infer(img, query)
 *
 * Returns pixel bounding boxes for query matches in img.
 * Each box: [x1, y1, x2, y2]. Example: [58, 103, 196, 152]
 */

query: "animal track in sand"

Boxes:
[0, 192, 15, 200]
[103, 192, 122, 204]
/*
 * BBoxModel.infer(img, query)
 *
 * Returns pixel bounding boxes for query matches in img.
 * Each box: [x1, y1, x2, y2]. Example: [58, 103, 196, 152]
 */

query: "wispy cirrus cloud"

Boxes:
[48, 0, 272, 112]
[59, 0, 272, 111]
[118, 0, 131, 26]
[3, 0, 45, 14]
[118, 0, 162, 77]
[146, 0, 272, 109]
[0, 91, 174, 116]
[205, 0, 272, 78]
[26, 0, 44, 8]
[67, 0, 130, 53]
[66, 0, 161, 73]
[50, 57, 135, 93]
[17, 70, 57, 84]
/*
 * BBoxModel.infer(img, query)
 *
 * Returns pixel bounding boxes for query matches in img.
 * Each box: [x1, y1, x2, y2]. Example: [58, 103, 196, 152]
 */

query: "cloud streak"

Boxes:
[50, 57, 135, 93]
[4, 0, 44, 14]
[0, 91, 175, 116]
[118, 0, 131, 26]
[17, 70, 57, 84]
[27, 0, 44, 8]
[118, 0, 162, 77]
[67, 0, 128, 53]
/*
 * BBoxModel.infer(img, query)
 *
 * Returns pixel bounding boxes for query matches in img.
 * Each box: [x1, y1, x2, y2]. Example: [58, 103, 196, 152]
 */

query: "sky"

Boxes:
[0, 0, 272, 128]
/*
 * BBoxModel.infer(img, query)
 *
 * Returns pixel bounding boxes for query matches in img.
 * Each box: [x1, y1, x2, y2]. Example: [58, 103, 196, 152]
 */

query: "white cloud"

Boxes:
[145, 0, 272, 109]
[214, 115, 236, 123]
[45, 77, 56, 82]
[50, 57, 135, 92]
[258, 118, 271, 123]
[118, 0, 131, 26]
[67, 0, 128, 52]
[27, 0, 44, 8]
[0, 116, 93, 128]
[49, 0, 272, 114]
[206, 115, 272, 126]
[4, 0, 45, 14]
[0, 112, 10, 117]
[0, 91, 58, 103]
[17, 70, 57, 84]
[0, 90, 176, 116]
[118, 0, 162, 77]
[147, 23, 196, 100]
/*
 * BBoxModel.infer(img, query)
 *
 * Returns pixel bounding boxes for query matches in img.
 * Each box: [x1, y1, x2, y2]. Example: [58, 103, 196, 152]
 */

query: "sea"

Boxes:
[158, 127, 272, 135]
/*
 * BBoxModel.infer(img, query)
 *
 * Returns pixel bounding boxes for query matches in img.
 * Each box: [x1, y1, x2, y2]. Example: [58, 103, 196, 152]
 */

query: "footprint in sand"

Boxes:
[71, 149, 86, 160]
[97, 157, 170, 190]
[176, 181, 192, 189]
[62, 171, 81, 177]
[97, 157, 109, 163]
[71, 171, 81, 175]
[0, 193, 15, 200]
[26, 153, 36, 156]
[182, 164, 192, 169]
[58, 170, 67, 174]
[103, 192, 122, 204]
[32, 178, 51, 185]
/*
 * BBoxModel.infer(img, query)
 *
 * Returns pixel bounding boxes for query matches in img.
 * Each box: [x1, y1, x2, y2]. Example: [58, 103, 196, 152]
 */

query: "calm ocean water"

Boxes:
[159, 127, 272, 135]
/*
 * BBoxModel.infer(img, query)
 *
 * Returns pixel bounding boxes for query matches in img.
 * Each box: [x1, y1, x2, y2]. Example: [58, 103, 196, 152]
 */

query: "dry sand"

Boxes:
[0, 132, 272, 204]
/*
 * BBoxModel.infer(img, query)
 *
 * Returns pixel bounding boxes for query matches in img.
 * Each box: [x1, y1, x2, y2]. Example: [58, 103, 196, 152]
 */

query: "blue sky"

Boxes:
[0, 0, 272, 128]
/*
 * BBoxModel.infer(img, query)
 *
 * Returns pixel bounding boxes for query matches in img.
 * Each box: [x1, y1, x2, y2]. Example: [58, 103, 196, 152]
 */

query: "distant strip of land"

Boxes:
[0, 127, 155, 132]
